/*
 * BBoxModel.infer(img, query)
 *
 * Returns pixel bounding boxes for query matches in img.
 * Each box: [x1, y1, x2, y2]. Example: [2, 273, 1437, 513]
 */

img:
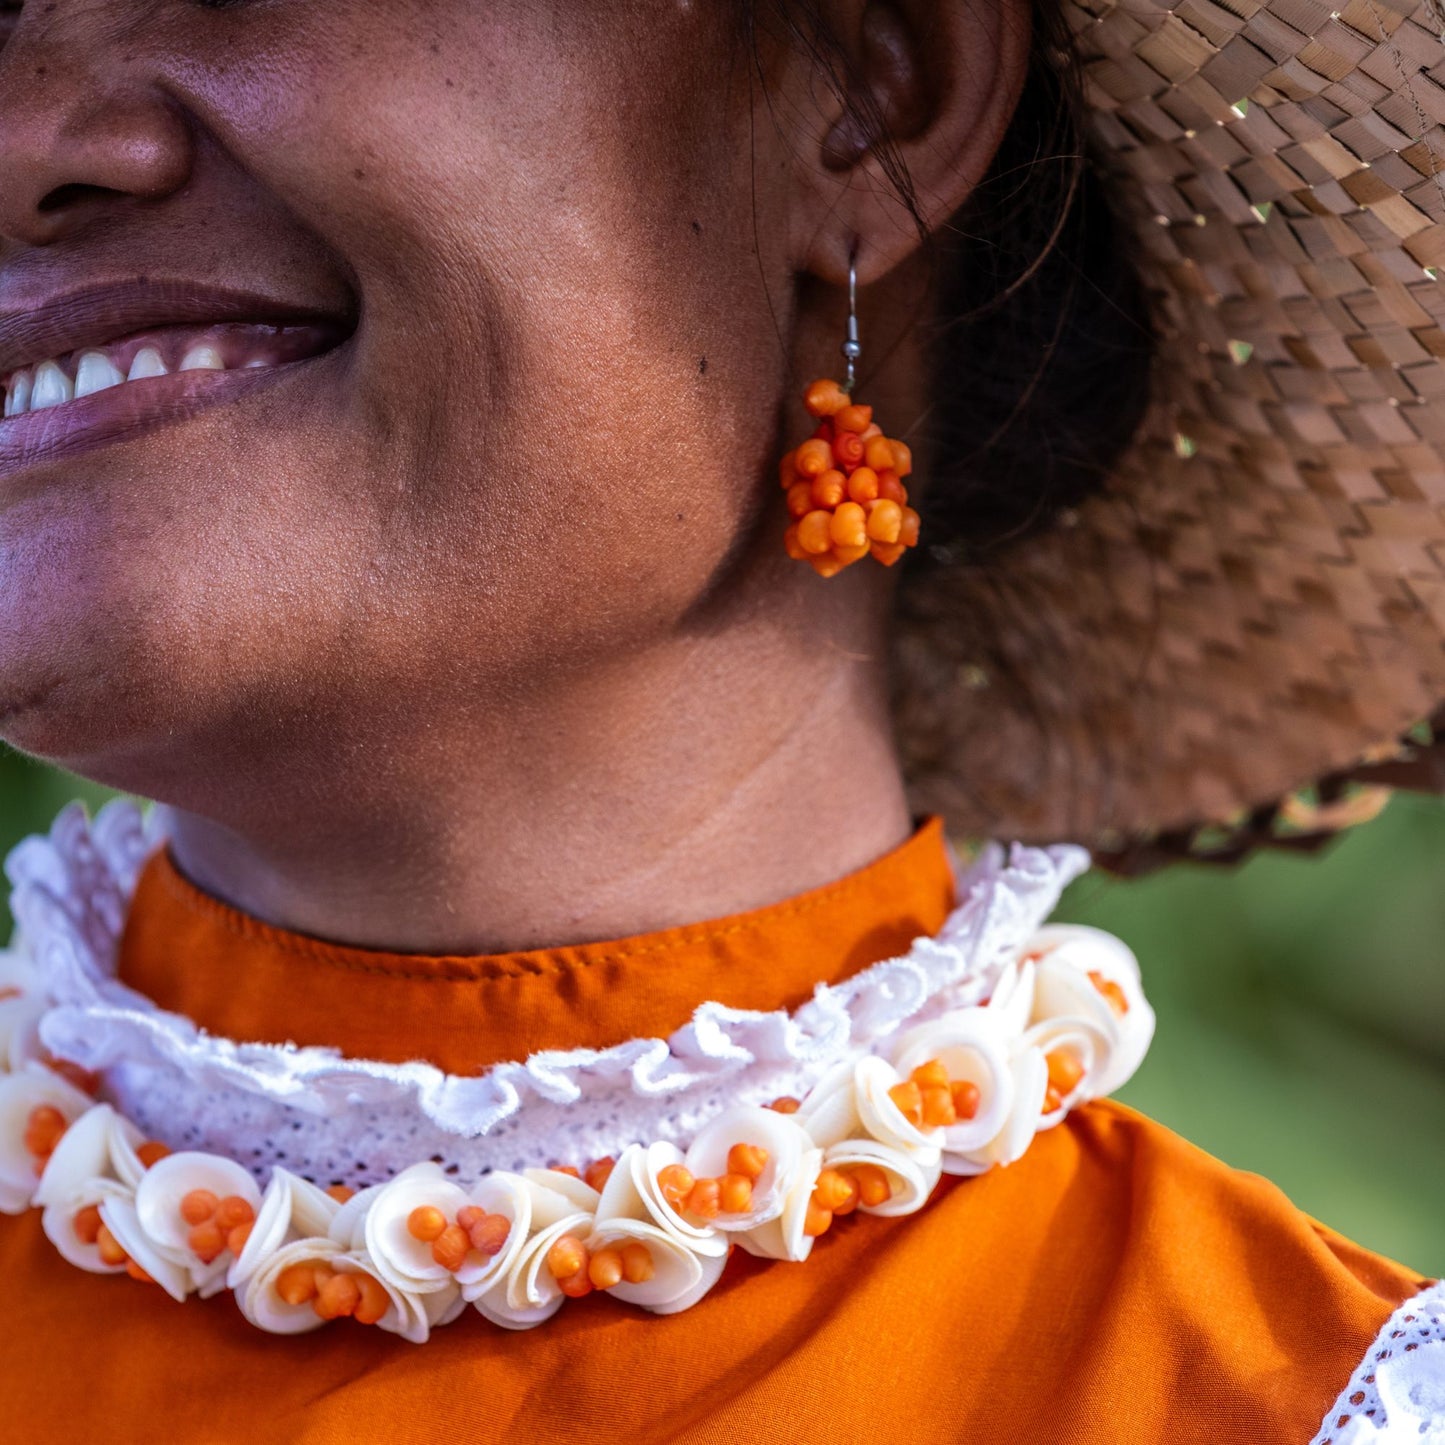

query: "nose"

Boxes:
[0, 19, 193, 247]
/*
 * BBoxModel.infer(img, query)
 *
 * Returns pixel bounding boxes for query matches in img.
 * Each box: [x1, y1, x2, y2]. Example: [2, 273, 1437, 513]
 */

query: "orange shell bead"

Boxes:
[864, 436, 896, 471]
[866, 499, 903, 544]
[353, 1273, 391, 1326]
[810, 469, 847, 510]
[832, 431, 865, 469]
[852, 1164, 893, 1208]
[804, 378, 850, 417]
[828, 503, 867, 550]
[794, 438, 833, 477]
[846, 466, 879, 504]
[833, 404, 873, 434]
[546, 1235, 588, 1281]
[797, 510, 834, 556]
[621, 1242, 655, 1283]
[876, 470, 908, 504]
[587, 1247, 625, 1290]
[179, 1189, 219, 1226]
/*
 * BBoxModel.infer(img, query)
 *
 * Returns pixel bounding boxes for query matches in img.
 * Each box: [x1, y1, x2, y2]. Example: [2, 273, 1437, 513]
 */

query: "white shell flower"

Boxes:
[96, 1194, 193, 1301]
[364, 1162, 471, 1293]
[227, 1168, 340, 1291]
[364, 1161, 515, 1297]
[890, 1009, 1017, 1158]
[471, 1198, 595, 1331]
[586, 1214, 731, 1312]
[1027, 924, 1154, 1098]
[1022, 1016, 1111, 1129]
[453, 1170, 535, 1301]
[945, 1047, 1049, 1175]
[239, 1233, 444, 1341]
[134, 1152, 262, 1257]
[33, 1102, 146, 1209]
[589, 1142, 737, 1292]
[40, 1178, 132, 1275]
[822, 1137, 941, 1218]
[593, 1142, 727, 1258]
[0, 1062, 95, 1213]
[853, 1057, 944, 1164]
[239, 1236, 344, 1335]
[731, 1146, 824, 1262]
[683, 1105, 815, 1233]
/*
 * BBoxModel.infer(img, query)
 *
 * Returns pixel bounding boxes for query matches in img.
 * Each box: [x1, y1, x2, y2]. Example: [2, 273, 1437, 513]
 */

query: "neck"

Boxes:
[158, 597, 913, 956]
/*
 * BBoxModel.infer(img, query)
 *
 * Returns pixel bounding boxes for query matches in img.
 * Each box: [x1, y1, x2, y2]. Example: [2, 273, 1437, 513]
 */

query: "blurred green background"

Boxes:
[2, 745, 1441, 1275]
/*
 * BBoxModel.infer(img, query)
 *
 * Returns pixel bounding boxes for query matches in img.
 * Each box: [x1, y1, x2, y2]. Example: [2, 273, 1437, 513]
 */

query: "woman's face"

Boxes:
[0, 0, 827, 793]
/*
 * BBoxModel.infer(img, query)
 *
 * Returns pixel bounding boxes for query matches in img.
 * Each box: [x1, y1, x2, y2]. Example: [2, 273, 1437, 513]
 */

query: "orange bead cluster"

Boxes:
[77, 1209, 154, 1284]
[22, 1105, 67, 1177]
[1043, 1051, 1085, 1115]
[62, 1133, 172, 1284]
[780, 379, 920, 577]
[275, 1261, 392, 1325]
[544, 1234, 656, 1299]
[405, 1202, 512, 1273]
[887, 1058, 983, 1133]
[180, 1188, 258, 1265]
[801, 1163, 897, 1240]
[656, 1140, 770, 1223]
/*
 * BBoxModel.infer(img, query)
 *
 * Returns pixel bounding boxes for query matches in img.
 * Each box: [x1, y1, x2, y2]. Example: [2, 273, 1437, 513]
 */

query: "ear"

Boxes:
[785, 0, 1033, 285]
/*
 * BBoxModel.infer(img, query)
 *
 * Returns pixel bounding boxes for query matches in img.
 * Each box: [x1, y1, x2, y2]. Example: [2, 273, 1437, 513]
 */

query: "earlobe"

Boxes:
[799, 0, 1032, 285]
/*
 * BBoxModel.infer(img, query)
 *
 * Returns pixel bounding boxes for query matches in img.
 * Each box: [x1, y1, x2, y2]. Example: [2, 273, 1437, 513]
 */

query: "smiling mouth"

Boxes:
[1, 321, 345, 420]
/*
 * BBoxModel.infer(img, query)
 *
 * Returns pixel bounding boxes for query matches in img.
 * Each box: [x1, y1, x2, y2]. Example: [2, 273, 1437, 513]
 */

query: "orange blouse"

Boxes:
[0, 819, 1428, 1443]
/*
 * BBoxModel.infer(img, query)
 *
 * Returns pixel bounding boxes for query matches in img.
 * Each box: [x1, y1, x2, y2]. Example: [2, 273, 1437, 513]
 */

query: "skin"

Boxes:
[0, 0, 1027, 954]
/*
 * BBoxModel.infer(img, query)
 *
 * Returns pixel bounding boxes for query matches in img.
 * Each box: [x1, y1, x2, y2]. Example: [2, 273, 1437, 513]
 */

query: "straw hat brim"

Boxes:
[894, 0, 1445, 856]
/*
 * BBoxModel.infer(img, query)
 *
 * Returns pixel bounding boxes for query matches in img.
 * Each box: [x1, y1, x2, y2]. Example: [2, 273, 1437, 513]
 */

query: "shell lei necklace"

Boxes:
[0, 813, 1154, 1342]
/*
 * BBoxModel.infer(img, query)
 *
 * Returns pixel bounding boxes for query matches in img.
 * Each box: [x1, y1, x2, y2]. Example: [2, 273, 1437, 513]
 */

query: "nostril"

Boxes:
[38, 182, 126, 215]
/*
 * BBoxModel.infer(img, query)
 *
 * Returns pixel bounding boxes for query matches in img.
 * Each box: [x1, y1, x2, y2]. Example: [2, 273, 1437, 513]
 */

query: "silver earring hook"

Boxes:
[842, 249, 861, 394]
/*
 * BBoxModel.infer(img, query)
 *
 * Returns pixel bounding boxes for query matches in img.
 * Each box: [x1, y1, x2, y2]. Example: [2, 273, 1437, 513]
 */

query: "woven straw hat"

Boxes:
[895, 0, 1445, 860]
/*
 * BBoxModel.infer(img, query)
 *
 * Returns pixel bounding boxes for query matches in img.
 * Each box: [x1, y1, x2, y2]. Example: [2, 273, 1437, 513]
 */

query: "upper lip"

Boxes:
[0, 279, 355, 378]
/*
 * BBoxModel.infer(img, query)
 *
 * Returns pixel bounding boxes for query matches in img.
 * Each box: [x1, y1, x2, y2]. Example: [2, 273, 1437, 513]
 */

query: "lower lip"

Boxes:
[0, 354, 339, 488]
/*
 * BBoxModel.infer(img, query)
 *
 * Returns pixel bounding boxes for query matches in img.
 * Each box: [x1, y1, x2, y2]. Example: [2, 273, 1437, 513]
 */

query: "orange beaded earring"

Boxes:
[780, 252, 920, 578]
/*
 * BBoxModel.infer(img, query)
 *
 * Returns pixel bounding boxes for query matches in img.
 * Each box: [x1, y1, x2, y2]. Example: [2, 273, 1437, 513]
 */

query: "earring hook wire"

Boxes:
[842, 245, 861, 393]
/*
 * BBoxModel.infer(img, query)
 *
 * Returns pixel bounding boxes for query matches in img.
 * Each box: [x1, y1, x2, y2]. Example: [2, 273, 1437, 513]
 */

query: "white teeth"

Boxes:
[3, 371, 30, 419]
[127, 347, 168, 381]
[2, 336, 237, 421]
[31, 361, 74, 411]
[74, 351, 126, 400]
[178, 345, 224, 372]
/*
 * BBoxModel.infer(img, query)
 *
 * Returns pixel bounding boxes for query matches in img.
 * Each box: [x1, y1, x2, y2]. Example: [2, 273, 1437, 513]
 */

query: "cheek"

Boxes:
[175, 0, 796, 627]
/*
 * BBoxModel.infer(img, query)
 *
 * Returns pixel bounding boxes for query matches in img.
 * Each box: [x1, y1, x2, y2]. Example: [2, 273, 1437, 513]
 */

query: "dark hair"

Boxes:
[746, 0, 1156, 565]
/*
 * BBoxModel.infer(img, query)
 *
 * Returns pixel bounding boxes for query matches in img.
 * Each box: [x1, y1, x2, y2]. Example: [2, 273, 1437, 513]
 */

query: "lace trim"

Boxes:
[1312, 1282, 1445, 1443]
[7, 800, 1093, 1184]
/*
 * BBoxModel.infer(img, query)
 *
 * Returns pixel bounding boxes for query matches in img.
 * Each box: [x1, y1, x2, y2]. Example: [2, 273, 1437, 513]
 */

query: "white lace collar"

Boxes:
[6, 800, 1093, 1189]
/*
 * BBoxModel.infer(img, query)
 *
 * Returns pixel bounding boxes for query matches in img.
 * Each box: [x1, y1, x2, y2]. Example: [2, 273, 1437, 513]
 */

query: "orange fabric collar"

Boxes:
[115, 819, 956, 1075]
